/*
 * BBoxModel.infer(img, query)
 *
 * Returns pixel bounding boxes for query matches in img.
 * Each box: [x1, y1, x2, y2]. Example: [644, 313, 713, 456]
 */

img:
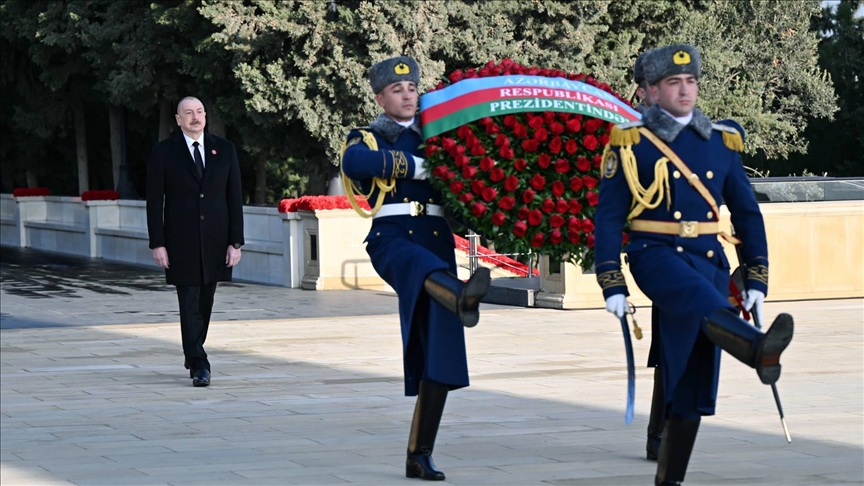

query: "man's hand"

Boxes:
[605, 294, 628, 319]
[152, 247, 170, 269]
[226, 246, 241, 267]
[743, 289, 765, 326]
[412, 155, 429, 180]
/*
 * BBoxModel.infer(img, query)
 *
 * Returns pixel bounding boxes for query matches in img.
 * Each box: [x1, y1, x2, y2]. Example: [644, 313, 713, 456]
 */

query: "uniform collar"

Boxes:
[642, 105, 713, 143]
[369, 114, 422, 144]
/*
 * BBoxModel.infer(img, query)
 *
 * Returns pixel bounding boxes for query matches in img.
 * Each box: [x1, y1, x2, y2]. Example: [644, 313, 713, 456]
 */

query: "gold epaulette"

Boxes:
[712, 124, 744, 152]
[609, 121, 643, 147]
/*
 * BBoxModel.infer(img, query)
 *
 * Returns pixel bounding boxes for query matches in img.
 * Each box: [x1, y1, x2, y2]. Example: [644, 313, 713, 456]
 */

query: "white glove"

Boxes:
[605, 294, 628, 319]
[743, 289, 765, 326]
[412, 156, 429, 180]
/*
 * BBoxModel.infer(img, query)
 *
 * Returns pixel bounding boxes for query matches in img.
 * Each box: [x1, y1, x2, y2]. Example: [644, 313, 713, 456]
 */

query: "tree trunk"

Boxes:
[73, 102, 89, 194]
[109, 105, 122, 189]
[208, 105, 226, 138]
[158, 98, 172, 141]
[254, 151, 267, 205]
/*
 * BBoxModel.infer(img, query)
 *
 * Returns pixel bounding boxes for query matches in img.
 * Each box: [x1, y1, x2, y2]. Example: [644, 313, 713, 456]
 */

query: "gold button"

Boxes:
[673, 211, 682, 220]
[673, 170, 681, 179]
[433, 231, 438, 236]
[677, 246, 684, 252]
[403, 197, 409, 202]
[706, 250, 715, 258]
[429, 198, 434, 203]
[706, 171, 714, 179]
[689, 173, 699, 181]
[408, 230, 413, 235]
[707, 211, 714, 219]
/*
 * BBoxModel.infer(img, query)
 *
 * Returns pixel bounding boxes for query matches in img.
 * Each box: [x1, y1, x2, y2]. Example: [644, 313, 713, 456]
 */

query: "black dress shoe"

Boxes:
[192, 369, 210, 387]
[406, 452, 445, 481]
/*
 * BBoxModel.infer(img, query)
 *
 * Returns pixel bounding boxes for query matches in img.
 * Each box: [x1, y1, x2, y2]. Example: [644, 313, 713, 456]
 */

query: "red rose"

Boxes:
[552, 181, 565, 197]
[537, 153, 551, 168]
[477, 117, 493, 126]
[471, 202, 488, 217]
[550, 214, 565, 228]
[541, 198, 555, 213]
[441, 137, 456, 151]
[462, 164, 477, 179]
[576, 156, 590, 172]
[490, 167, 505, 182]
[449, 70, 464, 83]
[565, 138, 579, 155]
[586, 234, 595, 248]
[583, 134, 598, 152]
[425, 145, 440, 158]
[485, 123, 501, 135]
[556, 198, 569, 213]
[533, 127, 548, 142]
[513, 123, 528, 138]
[555, 158, 570, 173]
[513, 221, 528, 237]
[459, 193, 474, 203]
[543, 111, 556, 124]
[498, 196, 516, 210]
[522, 188, 536, 204]
[586, 191, 599, 206]
[450, 181, 464, 194]
[503, 115, 517, 128]
[522, 139, 539, 152]
[585, 118, 602, 134]
[482, 187, 498, 202]
[569, 198, 583, 214]
[583, 176, 598, 189]
[471, 180, 486, 195]
[599, 133, 610, 147]
[549, 136, 562, 154]
[568, 217, 582, 231]
[528, 116, 544, 129]
[445, 171, 456, 181]
[568, 229, 581, 244]
[457, 125, 472, 139]
[455, 155, 469, 168]
[479, 157, 495, 171]
[550, 122, 565, 136]
[570, 176, 584, 191]
[495, 134, 511, 147]
[433, 165, 449, 178]
[531, 232, 546, 247]
[492, 211, 507, 226]
[517, 206, 529, 220]
[528, 209, 543, 226]
[566, 118, 582, 133]
[593, 154, 603, 168]
[530, 174, 546, 190]
[582, 218, 595, 233]
[513, 158, 528, 171]
[470, 144, 487, 156]
[550, 229, 564, 244]
[504, 175, 520, 192]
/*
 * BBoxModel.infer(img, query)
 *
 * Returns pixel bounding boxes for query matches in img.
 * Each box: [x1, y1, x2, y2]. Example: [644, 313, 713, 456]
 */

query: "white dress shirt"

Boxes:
[183, 132, 205, 168]
[660, 107, 693, 126]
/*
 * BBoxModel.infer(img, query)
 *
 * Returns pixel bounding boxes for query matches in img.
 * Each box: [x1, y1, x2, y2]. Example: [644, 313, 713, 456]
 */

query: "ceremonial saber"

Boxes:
[619, 314, 636, 425]
[731, 226, 792, 443]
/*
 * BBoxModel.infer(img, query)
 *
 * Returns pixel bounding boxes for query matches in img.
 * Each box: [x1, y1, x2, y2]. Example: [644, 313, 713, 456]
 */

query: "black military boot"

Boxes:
[655, 416, 701, 485]
[702, 309, 794, 385]
[646, 366, 665, 461]
[423, 267, 491, 328]
[406, 381, 449, 481]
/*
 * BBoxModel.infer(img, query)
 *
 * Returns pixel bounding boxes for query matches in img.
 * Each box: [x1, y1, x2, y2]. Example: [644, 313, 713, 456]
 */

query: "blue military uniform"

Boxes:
[341, 115, 469, 396]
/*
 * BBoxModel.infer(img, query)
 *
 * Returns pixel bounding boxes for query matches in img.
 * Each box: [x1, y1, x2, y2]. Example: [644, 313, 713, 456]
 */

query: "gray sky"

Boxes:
[821, 0, 864, 16]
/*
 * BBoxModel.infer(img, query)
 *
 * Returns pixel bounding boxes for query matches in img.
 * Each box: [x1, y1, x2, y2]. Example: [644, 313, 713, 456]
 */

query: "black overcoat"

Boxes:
[146, 132, 244, 286]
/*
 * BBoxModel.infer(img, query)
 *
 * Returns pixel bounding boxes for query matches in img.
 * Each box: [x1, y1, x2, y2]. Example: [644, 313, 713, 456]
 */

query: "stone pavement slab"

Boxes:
[1, 297, 862, 485]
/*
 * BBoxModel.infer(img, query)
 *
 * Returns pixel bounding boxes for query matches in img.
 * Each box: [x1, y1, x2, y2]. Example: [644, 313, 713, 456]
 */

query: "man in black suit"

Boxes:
[146, 96, 244, 387]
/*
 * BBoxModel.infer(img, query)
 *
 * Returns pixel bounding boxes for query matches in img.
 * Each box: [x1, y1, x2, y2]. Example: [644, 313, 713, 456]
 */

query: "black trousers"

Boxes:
[176, 281, 218, 372]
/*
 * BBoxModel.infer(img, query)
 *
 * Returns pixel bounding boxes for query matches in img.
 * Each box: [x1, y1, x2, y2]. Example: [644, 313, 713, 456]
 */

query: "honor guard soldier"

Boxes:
[340, 56, 491, 481]
[594, 44, 794, 485]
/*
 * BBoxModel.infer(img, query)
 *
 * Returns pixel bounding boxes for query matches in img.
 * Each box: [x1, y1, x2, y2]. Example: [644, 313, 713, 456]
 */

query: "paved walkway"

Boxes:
[1, 249, 862, 485]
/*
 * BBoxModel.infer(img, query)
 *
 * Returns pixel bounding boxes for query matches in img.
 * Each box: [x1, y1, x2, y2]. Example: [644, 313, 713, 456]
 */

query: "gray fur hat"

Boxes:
[368, 56, 420, 94]
[642, 44, 701, 85]
[633, 51, 650, 84]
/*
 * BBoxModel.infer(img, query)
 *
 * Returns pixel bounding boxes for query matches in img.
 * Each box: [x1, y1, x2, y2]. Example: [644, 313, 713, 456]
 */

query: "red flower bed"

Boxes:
[81, 190, 120, 201]
[278, 195, 370, 213]
[12, 187, 50, 197]
[425, 59, 630, 269]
